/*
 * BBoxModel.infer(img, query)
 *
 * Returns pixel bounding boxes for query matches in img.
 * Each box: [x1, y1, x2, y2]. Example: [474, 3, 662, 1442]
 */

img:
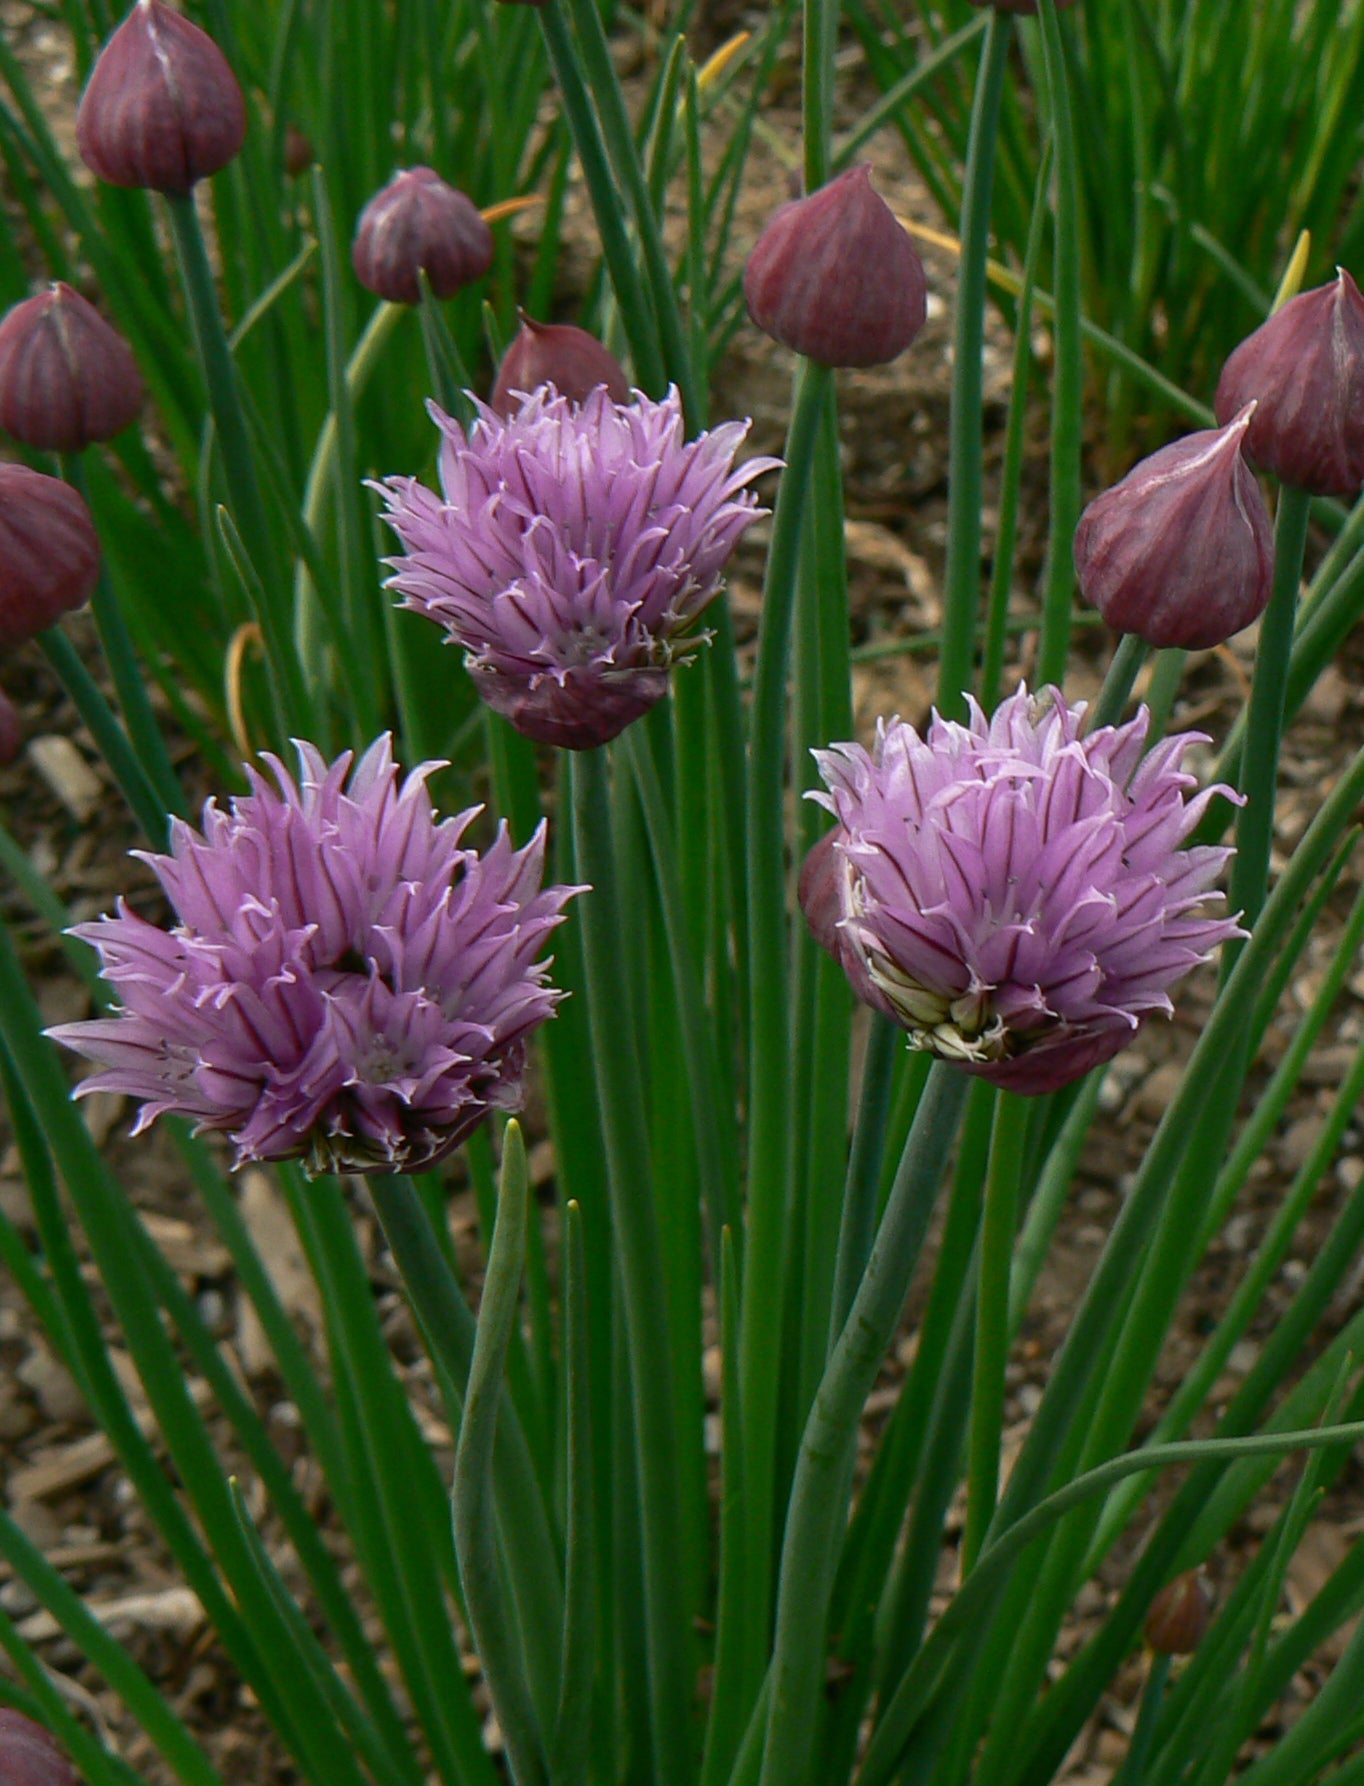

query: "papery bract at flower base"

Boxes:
[50, 737, 582, 1175]
[1074, 403, 1273, 650]
[376, 386, 777, 749]
[803, 687, 1243, 1095]
[1214, 269, 1364, 499]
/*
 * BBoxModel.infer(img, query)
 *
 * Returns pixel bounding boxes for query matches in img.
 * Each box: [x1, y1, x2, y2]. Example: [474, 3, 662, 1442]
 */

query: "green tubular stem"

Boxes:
[37, 627, 169, 847]
[859, 1416, 1364, 1786]
[826, 1014, 900, 1351]
[452, 1123, 549, 1786]
[569, 747, 696, 1786]
[963, 1089, 1027, 1574]
[164, 191, 311, 738]
[61, 454, 186, 819]
[938, 10, 1013, 718]
[1112, 1655, 1171, 1786]
[536, 0, 667, 396]
[556, 0, 701, 419]
[293, 297, 404, 672]
[758, 1063, 970, 1786]
[1034, 0, 1084, 689]
[1227, 482, 1312, 943]
[736, 357, 832, 1704]
[1090, 633, 1150, 730]
[365, 1173, 564, 1736]
[552, 1200, 594, 1786]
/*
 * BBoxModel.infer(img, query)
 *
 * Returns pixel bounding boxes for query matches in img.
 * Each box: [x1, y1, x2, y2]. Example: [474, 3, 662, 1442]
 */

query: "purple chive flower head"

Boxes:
[803, 687, 1243, 1096]
[49, 737, 581, 1175]
[377, 386, 777, 750]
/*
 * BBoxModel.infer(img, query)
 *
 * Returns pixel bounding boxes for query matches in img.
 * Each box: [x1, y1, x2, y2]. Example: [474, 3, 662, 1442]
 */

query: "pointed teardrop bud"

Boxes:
[352, 168, 493, 306]
[77, 0, 246, 195]
[490, 317, 630, 416]
[744, 165, 927, 368]
[0, 283, 143, 452]
[0, 464, 101, 646]
[1145, 1571, 1212, 1655]
[1214, 269, 1364, 498]
[1074, 405, 1273, 650]
[0, 1710, 79, 1786]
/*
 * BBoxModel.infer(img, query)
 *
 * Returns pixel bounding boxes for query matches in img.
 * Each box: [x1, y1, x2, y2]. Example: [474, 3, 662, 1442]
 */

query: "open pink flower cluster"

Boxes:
[803, 687, 1243, 1095]
[376, 386, 775, 749]
[51, 738, 580, 1174]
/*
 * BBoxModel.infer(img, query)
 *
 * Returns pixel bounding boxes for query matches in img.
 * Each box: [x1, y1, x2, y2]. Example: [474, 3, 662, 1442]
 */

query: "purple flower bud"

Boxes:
[1214, 269, 1364, 498]
[0, 463, 101, 647]
[1073, 405, 1273, 650]
[352, 169, 493, 306]
[51, 737, 583, 1175]
[0, 1711, 78, 1786]
[76, 0, 246, 195]
[0, 283, 144, 453]
[804, 687, 1243, 1096]
[377, 387, 778, 749]
[744, 165, 927, 368]
[1145, 1571, 1212, 1656]
[283, 124, 314, 179]
[490, 316, 631, 417]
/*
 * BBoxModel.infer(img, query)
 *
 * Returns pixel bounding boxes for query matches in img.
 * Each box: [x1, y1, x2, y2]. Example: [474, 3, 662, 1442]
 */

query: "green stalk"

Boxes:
[758, 1063, 970, 1786]
[1090, 633, 1149, 730]
[738, 358, 832, 1700]
[1112, 1655, 1171, 1786]
[569, 746, 695, 1786]
[452, 1122, 548, 1786]
[37, 627, 169, 846]
[556, 0, 701, 420]
[982, 141, 1050, 710]
[536, 1, 667, 395]
[938, 11, 1013, 718]
[1226, 482, 1311, 942]
[163, 191, 311, 737]
[552, 1200, 594, 1786]
[293, 297, 404, 673]
[860, 1416, 1364, 1786]
[61, 455, 186, 818]
[963, 1090, 1027, 1574]
[365, 1172, 564, 1734]
[1035, 0, 1084, 687]
[826, 1014, 900, 1349]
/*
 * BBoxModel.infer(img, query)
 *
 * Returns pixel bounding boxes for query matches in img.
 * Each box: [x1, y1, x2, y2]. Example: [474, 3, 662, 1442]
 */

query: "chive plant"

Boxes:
[5, 2, 1364, 1784]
